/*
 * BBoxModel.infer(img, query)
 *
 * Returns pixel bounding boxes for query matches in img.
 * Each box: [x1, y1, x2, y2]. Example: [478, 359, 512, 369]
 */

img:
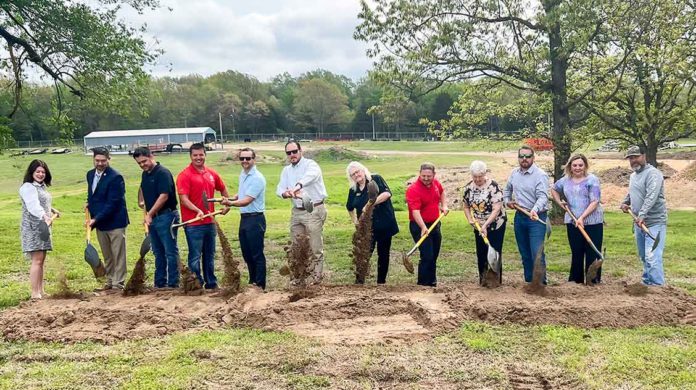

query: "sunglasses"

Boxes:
[285, 149, 300, 156]
[518, 153, 534, 159]
[239, 156, 253, 161]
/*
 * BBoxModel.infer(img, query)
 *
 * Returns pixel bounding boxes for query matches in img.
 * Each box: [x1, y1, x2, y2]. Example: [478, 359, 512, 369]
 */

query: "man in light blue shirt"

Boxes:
[503, 145, 550, 283]
[223, 147, 267, 289]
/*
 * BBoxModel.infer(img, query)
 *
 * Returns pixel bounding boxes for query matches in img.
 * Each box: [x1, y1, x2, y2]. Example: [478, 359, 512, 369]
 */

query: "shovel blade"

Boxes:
[651, 231, 661, 251]
[39, 221, 51, 242]
[84, 242, 106, 278]
[544, 216, 552, 240]
[487, 247, 500, 272]
[139, 235, 151, 258]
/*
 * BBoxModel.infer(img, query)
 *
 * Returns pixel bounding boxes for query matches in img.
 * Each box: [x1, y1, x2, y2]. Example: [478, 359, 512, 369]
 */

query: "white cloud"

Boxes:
[121, 0, 372, 81]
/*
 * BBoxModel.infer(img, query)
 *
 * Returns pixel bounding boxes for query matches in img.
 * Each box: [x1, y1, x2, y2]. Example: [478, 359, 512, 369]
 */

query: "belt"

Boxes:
[295, 200, 324, 210]
[153, 208, 175, 217]
[240, 212, 264, 217]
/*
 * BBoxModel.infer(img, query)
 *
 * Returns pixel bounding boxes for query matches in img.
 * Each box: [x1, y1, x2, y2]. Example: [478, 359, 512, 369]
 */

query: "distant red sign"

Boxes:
[524, 138, 554, 151]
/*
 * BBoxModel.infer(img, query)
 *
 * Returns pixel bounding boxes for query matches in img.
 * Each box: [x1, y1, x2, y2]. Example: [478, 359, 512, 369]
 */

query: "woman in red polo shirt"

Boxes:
[405, 163, 449, 287]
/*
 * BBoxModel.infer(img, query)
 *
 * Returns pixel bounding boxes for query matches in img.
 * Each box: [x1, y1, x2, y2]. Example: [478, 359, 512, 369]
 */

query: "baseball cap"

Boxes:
[624, 145, 643, 158]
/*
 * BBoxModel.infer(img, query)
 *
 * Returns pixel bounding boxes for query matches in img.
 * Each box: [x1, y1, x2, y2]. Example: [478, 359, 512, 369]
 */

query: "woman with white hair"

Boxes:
[345, 161, 399, 284]
[462, 160, 507, 285]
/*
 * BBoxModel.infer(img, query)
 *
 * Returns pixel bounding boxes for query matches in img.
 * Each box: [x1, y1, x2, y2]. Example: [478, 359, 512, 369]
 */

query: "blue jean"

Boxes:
[150, 210, 180, 288]
[514, 211, 547, 283]
[239, 214, 267, 289]
[184, 223, 217, 289]
[635, 223, 666, 286]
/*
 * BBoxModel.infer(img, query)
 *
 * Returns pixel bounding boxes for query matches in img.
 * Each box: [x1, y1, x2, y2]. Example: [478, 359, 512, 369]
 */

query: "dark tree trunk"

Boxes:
[547, 7, 571, 183]
[546, 1, 571, 220]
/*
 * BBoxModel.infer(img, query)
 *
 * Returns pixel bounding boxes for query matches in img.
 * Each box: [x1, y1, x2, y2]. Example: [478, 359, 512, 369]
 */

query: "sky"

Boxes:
[123, 0, 373, 82]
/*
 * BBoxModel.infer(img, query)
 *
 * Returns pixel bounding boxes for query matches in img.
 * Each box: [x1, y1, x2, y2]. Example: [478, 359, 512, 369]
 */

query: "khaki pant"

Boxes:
[290, 205, 327, 284]
[96, 227, 127, 287]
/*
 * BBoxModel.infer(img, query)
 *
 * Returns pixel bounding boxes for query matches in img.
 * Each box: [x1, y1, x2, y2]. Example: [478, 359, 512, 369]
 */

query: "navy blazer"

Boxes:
[87, 166, 130, 231]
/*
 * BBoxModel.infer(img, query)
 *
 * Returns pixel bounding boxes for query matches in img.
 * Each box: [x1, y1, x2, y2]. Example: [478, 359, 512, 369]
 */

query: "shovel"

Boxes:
[202, 191, 226, 204]
[38, 211, 59, 242]
[627, 209, 660, 252]
[560, 203, 605, 283]
[402, 212, 447, 274]
[139, 209, 151, 259]
[84, 209, 106, 278]
[513, 204, 551, 240]
[170, 209, 224, 239]
[474, 221, 501, 274]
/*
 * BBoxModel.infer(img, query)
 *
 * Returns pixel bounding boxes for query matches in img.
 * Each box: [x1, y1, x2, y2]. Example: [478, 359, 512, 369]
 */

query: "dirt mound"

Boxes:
[302, 146, 368, 162]
[678, 161, 696, 181]
[597, 166, 632, 186]
[2, 282, 694, 345]
[598, 164, 678, 187]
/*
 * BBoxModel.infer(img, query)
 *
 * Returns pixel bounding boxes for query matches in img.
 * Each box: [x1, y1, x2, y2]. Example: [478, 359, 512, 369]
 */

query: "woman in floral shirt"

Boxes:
[462, 160, 507, 285]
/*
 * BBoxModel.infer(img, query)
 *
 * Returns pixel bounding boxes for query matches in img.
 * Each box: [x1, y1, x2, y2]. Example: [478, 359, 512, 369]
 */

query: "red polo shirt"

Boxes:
[406, 178, 443, 223]
[176, 164, 227, 226]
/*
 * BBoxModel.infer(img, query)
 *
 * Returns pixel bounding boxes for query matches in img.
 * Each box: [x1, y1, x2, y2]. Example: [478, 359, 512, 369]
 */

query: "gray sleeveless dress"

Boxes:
[19, 182, 53, 252]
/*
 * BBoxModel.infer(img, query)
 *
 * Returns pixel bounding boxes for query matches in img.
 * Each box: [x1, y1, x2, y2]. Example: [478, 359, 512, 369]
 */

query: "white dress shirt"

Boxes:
[276, 157, 328, 208]
[19, 182, 47, 219]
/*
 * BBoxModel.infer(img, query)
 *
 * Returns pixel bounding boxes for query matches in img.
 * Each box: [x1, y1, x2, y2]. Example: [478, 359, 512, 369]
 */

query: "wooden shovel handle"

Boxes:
[173, 210, 224, 228]
[85, 208, 91, 241]
[562, 204, 593, 244]
[512, 204, 547, 225]
[143, 209, 149, 234]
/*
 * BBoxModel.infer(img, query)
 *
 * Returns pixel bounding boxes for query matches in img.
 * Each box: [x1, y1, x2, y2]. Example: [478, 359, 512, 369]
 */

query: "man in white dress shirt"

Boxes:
[276, 140, 328, 284]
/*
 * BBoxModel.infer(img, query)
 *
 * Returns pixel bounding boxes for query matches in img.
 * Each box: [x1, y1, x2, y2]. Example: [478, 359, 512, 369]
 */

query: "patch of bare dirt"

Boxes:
[2, 282, 695, 345]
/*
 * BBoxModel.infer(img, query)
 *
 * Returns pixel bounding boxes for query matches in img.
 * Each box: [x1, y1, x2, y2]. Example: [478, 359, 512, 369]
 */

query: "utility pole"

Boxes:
[218, 112, 224, 147]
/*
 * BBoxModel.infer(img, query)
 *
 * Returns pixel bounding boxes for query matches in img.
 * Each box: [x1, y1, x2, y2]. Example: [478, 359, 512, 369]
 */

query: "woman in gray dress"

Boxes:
[19, 160, 58, 299]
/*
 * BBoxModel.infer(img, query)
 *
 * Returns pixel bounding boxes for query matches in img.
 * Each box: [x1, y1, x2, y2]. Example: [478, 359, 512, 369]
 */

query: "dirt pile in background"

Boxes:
[2, 282, 695, 345]
[303, 146, 369, 162]
[406, 166, 469, 210]
[597, 167, 633, 186]
[678, 161, 696, 181]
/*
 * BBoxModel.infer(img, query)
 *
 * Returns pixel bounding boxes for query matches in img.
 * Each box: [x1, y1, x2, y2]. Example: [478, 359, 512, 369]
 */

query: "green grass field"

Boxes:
[0, 143, 695, 389]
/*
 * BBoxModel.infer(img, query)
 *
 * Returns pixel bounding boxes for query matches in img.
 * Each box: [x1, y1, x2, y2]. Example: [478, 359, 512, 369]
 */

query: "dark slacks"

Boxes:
[239, 213, 267, 289]
[473, 221, 506, 284]
[409, 221, 442, 287]
[370, 229, 393, 284]
[566, 223, 603, 284]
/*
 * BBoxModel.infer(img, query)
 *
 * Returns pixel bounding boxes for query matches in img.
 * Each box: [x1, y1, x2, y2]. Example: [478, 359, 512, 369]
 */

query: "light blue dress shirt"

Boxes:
[238, 166, 266, 213]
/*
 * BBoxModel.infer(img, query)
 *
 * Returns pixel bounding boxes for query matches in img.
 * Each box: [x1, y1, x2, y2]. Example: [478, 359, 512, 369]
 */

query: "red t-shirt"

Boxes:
[406, 178, 443, 223]
[176, 164, 226, 226]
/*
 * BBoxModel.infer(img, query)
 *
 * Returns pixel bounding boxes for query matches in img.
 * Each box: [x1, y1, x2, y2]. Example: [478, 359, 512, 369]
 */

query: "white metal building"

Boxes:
[83, 127, 217, 153]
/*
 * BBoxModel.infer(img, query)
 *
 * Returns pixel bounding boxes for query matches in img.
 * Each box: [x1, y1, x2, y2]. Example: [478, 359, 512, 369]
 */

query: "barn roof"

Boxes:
[84, 127, 215, 139]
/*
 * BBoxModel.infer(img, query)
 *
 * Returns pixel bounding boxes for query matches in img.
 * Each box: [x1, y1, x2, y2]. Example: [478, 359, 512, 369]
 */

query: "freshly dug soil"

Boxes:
[2, 282, 695, 345]
[215, 221, 241, 297]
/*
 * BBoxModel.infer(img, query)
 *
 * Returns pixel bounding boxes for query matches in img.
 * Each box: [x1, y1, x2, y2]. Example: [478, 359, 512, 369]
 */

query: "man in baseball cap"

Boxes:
[620, 145, 668, 285]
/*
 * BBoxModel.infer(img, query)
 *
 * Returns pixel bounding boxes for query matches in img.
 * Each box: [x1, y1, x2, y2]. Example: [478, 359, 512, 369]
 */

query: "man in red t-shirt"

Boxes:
[176, 143, 230, 289]
[405, 163, 449, 286]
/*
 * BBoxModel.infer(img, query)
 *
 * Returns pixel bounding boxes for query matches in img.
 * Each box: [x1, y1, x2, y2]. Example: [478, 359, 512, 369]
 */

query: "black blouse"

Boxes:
[346, 174, 399, 236]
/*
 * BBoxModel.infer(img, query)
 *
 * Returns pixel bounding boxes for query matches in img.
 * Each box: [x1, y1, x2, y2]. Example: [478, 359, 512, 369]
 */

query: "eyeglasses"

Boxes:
[350, 171, 361, 177]
[518, 154, 534, 159]
[239, 156, 253, 161]
[285, 149, 299, 156]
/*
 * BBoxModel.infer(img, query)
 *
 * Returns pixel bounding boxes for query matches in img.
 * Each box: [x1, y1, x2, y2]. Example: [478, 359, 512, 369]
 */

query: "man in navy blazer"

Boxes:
[86, 147, 130, 290]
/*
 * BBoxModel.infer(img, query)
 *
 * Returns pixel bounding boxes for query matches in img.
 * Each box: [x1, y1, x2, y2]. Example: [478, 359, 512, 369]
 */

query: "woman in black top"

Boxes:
[346, 161, 399, 284]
